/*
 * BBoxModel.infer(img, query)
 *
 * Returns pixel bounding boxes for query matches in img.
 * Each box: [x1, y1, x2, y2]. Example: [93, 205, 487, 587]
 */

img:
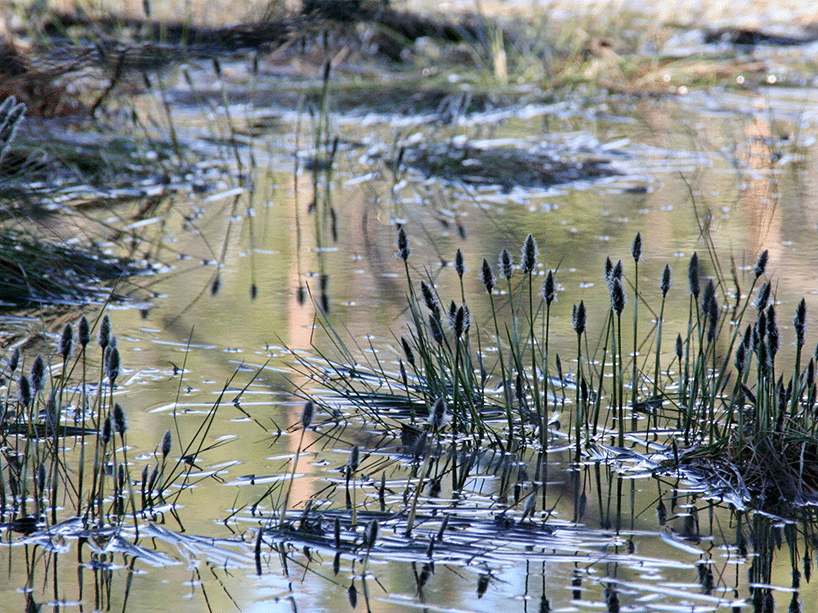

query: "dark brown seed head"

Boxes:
[543, 270, 556, 305]
[795, 298, 807, 346]
[401, 337, 416, 367]
[18, 374, 31, 407]
[99, 313, 111, 350]
[113, 403, 127, 435]
[161, 429, 172, 458]
[631, 232, 642, 263]
[301, 400, 314, 429]
[454, 304, 470, 338]
[500, 249, 513, 280]
[755, 282, 771, 312]
[348, 445, 359, 473]
[429, 314, 444, 344]
[688, 253, 700, 298]
[106, 347, 120, 385]
[675, 334, 683, 361]
[420, 281, 438, 314]
[397, 226, 410, 261]
[454, 249, 465, 278]
[30, 355, 46, 396]
[481, 259, 495, 294]
[572, 301, 586, 336]
[60, 323, 73, 361]
[9, 346, 19, 374]
[102, 415, 112, 445]
[428, 396, 447, 430]
[661, 264, 671, 297]
[521, 234, 537, 274]
[610, 278, 625, 315]
[754, 249, 769, 278]
[78, 315, 90, 349]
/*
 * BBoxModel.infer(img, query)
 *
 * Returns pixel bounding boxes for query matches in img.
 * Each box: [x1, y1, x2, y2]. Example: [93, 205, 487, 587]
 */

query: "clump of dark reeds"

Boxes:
[301, 226, 818, 512]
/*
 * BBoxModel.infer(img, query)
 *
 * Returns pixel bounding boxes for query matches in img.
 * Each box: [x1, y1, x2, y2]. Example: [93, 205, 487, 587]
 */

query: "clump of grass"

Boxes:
[302, 227, 818, 511]
[0, 311, 221, 534]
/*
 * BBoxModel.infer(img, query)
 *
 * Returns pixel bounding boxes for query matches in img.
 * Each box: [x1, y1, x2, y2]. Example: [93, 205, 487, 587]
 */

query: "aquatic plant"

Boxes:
[299, 227, 818, 512]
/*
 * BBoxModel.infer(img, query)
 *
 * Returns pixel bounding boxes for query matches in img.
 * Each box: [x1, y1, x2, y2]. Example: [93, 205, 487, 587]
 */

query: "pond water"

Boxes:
[3, 29, 818, 613]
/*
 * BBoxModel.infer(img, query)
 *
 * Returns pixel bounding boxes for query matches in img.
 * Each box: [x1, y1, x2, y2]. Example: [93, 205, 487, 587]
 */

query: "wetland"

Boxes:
[3, 1, 818, 611]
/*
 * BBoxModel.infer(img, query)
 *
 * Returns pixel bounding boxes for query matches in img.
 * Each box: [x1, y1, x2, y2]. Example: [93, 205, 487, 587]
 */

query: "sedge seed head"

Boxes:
[99, 313, 111, 350]
[521, 234, 538, 274]
[500, 249, 513, 280]
[18, 374, 31, 407]
[661, 264, 671, 297]
[9, 347, 19, 374]
[481, 259, 495, 294]
[401, 337, 416, 367]
[688, 253, 700, 298]
[161, 429, 172, 458]
[428, 396, 447, 430]
[78, 315, 90, 348]
[60, 323, 73, 361]
[795, 298, 807, 346]
[755, 282, 771, 312]
[397, 226, 410, 261]
[30, 355, 45, 395]
[610, 278, 626, 314]
[754, 249, 769, 278]
[301, 400, 314, 429]
[113, 403, 128, 435]
[454, 249, 465, 278]
[543, 270, 555, 305]
[420, 281, 438, 314]
[631, 232, 642, 262]
[572, 301, 586, 336]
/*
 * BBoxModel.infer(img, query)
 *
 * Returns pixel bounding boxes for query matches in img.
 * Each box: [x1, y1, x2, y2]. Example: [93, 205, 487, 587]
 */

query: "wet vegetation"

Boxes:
[3, 0, 818, 611]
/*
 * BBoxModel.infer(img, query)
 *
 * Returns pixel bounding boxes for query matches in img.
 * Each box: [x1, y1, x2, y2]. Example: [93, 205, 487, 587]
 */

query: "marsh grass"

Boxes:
[0, 312, 224, 537]
[298, 226, 818, 512]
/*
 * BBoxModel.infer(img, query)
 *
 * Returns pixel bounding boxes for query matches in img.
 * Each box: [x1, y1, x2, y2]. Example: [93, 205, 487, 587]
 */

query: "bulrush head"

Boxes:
[688, 253, 700, 299]
[755, 282, 771, 312]
[610, 278, 626, 315]
[428, 396, 447, 430]
[795, 298, 808, 346]
[78, 315, 90, 349]
[429, 314, 444, 344]
[631, 232, 642, 262]
[543, 270, 556, 305]
[113, 403, 128, 435]
[301, 400, 314, 429]
[481, 259, 495, 294]
[161, 429, 172, 459]
[420, 281, 439, 315]
[397, 226, 410, 261]
[454, 249, 465, 279]
[99, 313, 111, 351]
[454, 304, 471, 338]
[30, 355, 45, 396]
[572, 301, 586, 336]
[661, 265, 671, 297]
[500, 248, 513, 280]
[9, 346, 19, 374]
[675, 334, 683, 362]
[754, 249, 769, 279]
[60, 323, 73, 362]
[521, 234, 537, 274]
[18, 374, 31, 408]
[401, 337, 416, 367]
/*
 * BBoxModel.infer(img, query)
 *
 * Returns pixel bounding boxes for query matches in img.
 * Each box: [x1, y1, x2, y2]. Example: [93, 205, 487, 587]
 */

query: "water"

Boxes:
[3, 34, 818, 613]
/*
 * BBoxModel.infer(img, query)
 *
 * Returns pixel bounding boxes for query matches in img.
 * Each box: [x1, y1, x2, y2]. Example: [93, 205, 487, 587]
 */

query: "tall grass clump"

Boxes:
[300, 227, 818, 510]
[0, 312, 217, 534]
